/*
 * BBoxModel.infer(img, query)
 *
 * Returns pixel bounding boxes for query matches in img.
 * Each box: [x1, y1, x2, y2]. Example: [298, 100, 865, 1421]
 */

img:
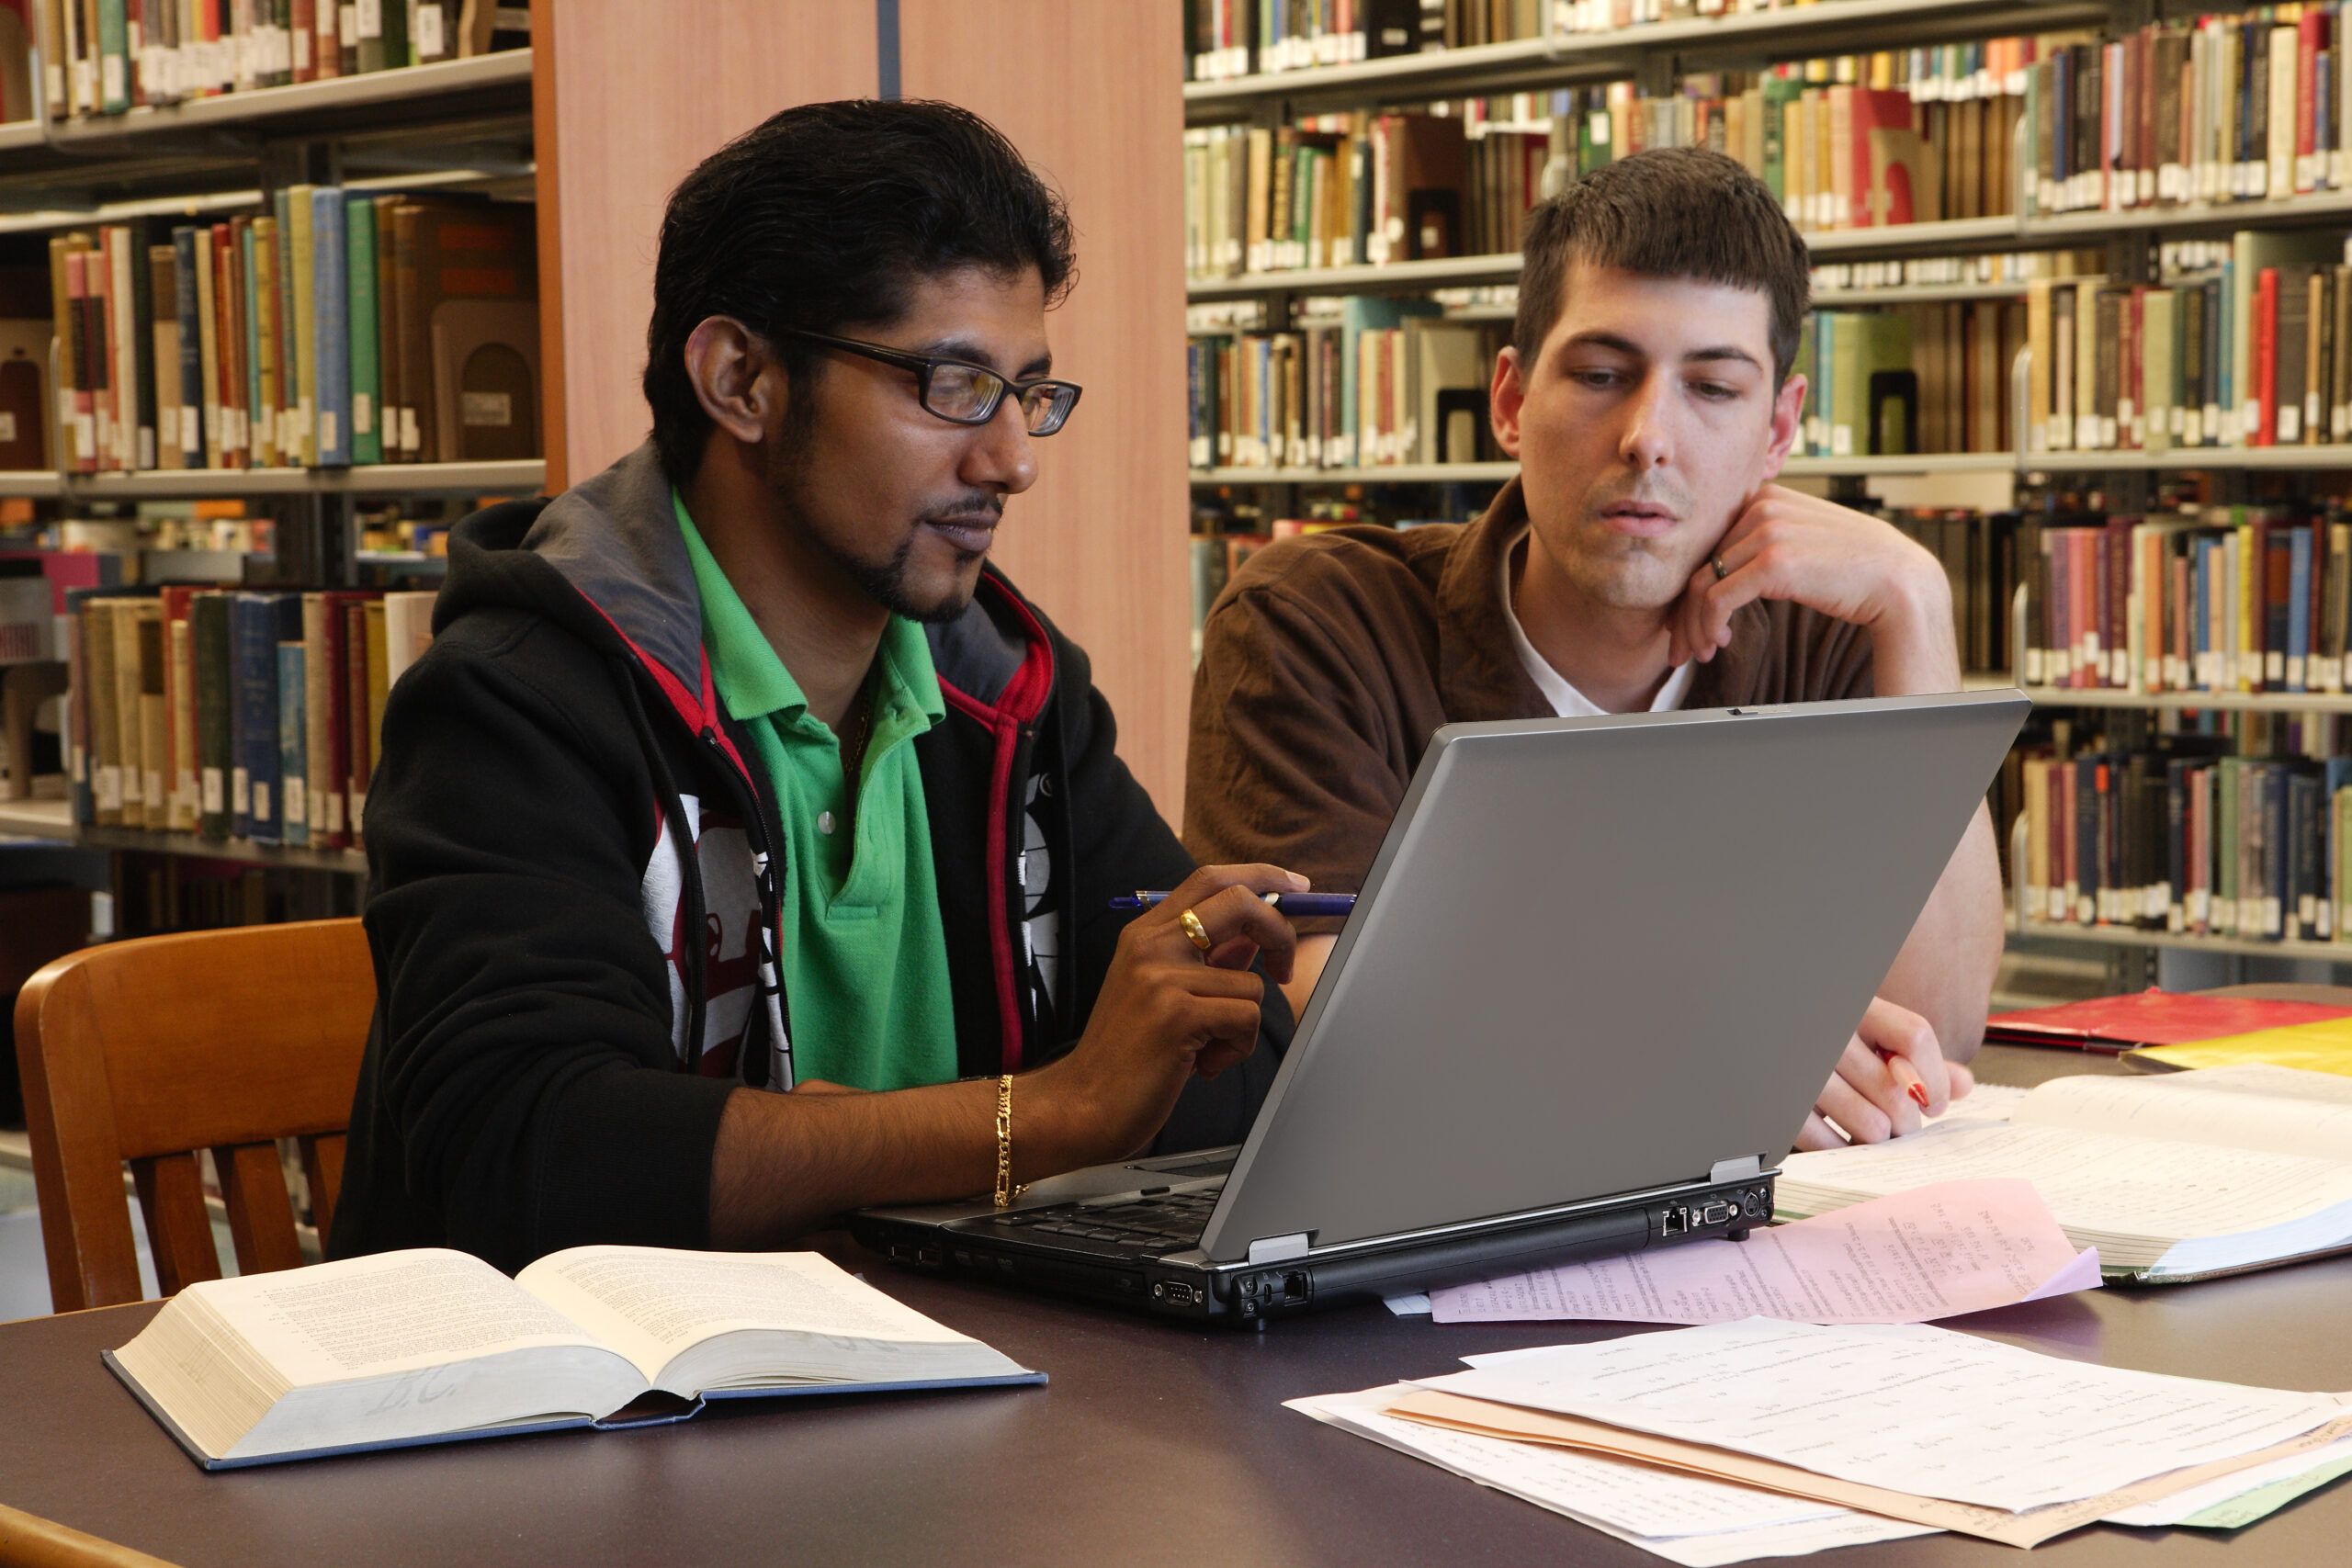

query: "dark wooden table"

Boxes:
[2, 1046, 2346, 1567]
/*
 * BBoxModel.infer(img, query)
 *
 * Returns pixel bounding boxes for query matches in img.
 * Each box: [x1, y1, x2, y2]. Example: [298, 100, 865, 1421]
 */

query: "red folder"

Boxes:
[1984, 988, 2352, 1053]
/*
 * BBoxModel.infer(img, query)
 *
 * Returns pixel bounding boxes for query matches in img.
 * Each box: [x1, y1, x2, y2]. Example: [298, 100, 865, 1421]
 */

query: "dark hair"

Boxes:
[1513, 147, 1810, 387]
[643, 99, 1077, 481]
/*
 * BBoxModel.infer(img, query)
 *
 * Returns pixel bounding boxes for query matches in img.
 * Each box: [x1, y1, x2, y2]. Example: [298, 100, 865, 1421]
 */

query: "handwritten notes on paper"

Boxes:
[1429, 1179, 2098, 1325]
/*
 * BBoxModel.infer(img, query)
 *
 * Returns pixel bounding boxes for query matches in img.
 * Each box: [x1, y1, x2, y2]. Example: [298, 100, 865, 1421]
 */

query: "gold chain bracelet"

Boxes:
[993, 1073, 1030, 1210]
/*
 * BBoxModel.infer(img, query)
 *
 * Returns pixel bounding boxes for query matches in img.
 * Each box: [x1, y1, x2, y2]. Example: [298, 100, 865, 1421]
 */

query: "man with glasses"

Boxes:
[333, 101, 1302, 1271]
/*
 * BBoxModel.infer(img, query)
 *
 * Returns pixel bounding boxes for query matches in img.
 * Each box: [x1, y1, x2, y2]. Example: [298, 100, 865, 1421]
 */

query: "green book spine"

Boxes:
[347, 197, 381, 464]
[97, 0, 129, 113]
[193, 592, 232, 842]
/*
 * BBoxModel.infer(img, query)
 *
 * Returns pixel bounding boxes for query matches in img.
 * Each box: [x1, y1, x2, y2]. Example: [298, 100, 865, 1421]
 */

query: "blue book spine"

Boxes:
[232, 593, 302, 842]
[2290, 525, 2313, 693]
[172, 228, 204, 467]
[312, 188, 351, 467]
[277, 641, 309, 847]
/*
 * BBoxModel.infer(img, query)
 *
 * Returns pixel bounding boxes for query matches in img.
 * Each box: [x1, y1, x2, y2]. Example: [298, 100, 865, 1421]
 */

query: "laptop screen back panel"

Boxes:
[1198, 692, 2028, 1263]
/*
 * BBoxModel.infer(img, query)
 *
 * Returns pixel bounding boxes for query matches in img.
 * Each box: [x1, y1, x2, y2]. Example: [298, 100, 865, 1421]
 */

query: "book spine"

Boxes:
[346, 196, 380, 464]
[312, 186, 349, 465]
[276, 637, 308, 846]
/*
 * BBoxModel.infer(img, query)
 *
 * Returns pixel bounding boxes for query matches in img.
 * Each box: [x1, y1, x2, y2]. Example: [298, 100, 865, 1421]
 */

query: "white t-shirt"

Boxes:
[1500, 530, 1694, 717]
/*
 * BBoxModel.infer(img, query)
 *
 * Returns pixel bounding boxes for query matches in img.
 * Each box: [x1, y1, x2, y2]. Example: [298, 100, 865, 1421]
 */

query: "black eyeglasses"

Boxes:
[778, 329, 1083, 436]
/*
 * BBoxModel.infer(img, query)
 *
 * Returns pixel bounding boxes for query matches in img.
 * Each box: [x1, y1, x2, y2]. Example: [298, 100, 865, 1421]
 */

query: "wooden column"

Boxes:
[895, 2, 1191, 818]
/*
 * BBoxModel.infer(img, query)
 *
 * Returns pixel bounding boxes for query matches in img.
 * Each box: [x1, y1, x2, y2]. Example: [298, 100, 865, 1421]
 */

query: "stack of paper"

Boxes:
[1293, 1319, 2352, 1562]
[1423, 1179, 2098, 1326]
[1776, 1066, 2352, 1281]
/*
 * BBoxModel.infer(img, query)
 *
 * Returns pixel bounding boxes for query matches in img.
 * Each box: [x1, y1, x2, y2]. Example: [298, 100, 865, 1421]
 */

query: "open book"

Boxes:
[107, 1246, 1042, 1469]
[1776, 1065, 2352, 1282]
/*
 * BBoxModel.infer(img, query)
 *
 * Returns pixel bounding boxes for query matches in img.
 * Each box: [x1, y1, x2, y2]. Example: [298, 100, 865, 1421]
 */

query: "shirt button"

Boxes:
[817, 810, 836, 836]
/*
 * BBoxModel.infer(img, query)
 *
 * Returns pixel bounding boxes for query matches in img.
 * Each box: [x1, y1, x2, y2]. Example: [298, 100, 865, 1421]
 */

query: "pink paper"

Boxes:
[1430, 1179, 2099, 1325]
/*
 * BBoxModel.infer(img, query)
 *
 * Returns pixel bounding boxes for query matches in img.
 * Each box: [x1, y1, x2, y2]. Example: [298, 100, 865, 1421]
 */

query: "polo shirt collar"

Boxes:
[672, 490, 947, 734]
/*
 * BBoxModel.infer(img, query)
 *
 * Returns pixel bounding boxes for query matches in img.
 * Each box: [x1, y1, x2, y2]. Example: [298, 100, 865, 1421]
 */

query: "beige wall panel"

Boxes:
[898, 2, 1191, 818]
[542, 1, 878, 487]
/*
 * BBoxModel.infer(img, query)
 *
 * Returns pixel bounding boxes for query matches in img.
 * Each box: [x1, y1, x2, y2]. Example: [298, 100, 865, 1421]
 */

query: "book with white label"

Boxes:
[107, 1246, 1044, 1469]
[1776, 1065, 2352, 1282]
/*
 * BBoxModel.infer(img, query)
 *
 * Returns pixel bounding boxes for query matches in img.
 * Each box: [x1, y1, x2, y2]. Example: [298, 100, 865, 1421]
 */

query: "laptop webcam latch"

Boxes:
[1246, 1233, 1312, 1265]
[1710, 1156, 1764, 1182]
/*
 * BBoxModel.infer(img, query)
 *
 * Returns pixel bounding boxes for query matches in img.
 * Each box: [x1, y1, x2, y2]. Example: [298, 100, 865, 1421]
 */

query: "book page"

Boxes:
[516, 1247, 973, 1385]
[191, 1248, 607, 1388]
[1780, 1118, 2352, 1246]
[2018, 1064, 2352, 1161]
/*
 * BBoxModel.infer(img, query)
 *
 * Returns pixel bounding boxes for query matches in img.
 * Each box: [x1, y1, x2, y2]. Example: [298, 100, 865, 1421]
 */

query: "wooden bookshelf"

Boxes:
[2014, 918, 2352, 964]
[30, 460, 546, 501]
[2018, 687, 2352, 715]
[36, 51, 531, 151]
[0, 796, 367, 874]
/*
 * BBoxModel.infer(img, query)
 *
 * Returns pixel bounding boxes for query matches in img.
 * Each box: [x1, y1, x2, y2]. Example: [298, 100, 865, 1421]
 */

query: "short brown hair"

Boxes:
[1513, 147, 1810, 387]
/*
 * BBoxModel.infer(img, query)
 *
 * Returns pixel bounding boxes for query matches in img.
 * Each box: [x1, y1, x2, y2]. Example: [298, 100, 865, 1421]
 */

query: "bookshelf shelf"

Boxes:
[1188, 253, 1520, 301]
[40, 51, 533, 149]
[2018, 686, 2352, 714]
[2019, 186, 2352, 241]
[1193, 461, 1517, 485]
[90, 458, 543, 498]
[1182, 0, 2107, 120]
[1811, 281, 2029, 306]
[1, 460, 545, 502]
[0, 119, 44, 153]
[2014, 918, 2352, 964]
[1781, 452, 2017, 476]
[2027, 446, 2352, 472]
[1801, 215, 2028, 259]
[0, 163, 535, 240]
[0, 796, 367, 874]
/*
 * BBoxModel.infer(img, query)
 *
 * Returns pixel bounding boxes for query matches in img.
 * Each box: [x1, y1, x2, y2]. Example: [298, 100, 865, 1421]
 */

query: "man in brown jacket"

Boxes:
[1185, 148, 2002, 1155]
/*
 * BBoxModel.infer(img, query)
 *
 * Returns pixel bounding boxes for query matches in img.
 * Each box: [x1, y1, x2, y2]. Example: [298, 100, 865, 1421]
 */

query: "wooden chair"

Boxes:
[13, 918, 375, 1312]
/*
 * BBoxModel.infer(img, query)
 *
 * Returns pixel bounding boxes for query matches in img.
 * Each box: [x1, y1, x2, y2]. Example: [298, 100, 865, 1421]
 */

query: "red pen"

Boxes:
[1878, 1049, 1931, 1110]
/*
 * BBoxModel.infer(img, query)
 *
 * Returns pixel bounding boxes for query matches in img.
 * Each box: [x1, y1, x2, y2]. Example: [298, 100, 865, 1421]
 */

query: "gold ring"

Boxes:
[1711, 555, 1730, 581]
[1179, 908, 1214, 953]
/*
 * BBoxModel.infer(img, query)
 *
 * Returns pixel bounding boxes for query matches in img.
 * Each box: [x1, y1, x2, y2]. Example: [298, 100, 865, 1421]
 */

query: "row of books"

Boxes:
[5, 191, 538, 477]
[2018, 747, 2352, 945]
[2024, 232, 2352, 456]
[2022, 510, 2352, 696]
[1186, 305, 1497, 470]
[38, 1, 527, 121]
[1886, 507, 2022, 682]
[1184, 0, 1956, 82]
[67, 582, 435, 850]
[2023, 7, 2352, 218]
[1792, 301, 2025, 459]
[1182, 45, 2042, 278]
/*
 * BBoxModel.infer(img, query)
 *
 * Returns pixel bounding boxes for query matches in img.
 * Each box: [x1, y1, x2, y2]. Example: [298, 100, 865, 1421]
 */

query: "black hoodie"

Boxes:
[330, 443, 1292, 1272]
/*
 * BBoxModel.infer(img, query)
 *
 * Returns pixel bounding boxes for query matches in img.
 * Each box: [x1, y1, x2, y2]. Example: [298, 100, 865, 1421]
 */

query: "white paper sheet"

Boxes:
[1422, 1318, 2347, 1513]
[1290, 1385, 1939, 1565]
[1429, 1179, 2098, 1325]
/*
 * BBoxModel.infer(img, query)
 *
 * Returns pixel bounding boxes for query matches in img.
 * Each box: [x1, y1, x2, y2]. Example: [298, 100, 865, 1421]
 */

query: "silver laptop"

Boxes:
[854, 690, 2029, 1324]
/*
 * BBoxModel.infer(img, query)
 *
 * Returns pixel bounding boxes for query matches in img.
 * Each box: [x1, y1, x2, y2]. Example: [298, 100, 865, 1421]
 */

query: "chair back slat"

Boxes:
[215, 1141, 306, 1279]
[132, 1154, 222, 1297]
[301, 1134, 347, 1247]
[15, 919, 374, 1311]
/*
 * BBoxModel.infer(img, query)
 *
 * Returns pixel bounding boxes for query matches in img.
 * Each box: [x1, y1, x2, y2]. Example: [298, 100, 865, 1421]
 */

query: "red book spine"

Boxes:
[2256, 266, 2280, 446]
[2300, 10, 2325, 190]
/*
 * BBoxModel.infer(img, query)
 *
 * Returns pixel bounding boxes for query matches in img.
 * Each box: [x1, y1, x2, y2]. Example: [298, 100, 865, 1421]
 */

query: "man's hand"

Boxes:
[1024, 863, 1305, 1165]
[1668, 484, 1951, 670]
[1796, 996, 1974, 1152]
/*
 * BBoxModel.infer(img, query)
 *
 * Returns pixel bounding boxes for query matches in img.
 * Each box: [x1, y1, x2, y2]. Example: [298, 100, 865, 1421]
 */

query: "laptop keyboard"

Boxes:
[972, 1188, 1220, 1253]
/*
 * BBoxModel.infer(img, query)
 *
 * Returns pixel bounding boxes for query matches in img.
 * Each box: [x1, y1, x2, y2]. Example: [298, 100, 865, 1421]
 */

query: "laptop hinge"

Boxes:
[1246, 1233, 1312, 1265]
[1710, 1156, 1764, 1182]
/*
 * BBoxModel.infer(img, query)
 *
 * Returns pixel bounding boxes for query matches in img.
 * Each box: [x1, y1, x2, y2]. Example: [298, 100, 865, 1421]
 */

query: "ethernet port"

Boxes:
[1661, 1205, 1690, 1236]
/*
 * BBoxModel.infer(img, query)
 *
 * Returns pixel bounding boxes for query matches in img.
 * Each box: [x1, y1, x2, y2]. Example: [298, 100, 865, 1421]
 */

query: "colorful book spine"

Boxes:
[346, 196, 381, 464]
[312, 186, 351, 466]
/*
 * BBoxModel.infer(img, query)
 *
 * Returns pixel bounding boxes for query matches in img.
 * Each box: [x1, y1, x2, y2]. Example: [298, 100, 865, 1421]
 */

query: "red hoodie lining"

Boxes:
[936, 580, 1057, 1073]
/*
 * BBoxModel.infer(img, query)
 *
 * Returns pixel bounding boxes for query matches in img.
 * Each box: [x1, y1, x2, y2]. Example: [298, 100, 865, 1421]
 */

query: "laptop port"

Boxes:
[1282, 1270, 1309, 1303]
[1151, 1280, 1198, 1307]
[1702, 1201, 1735, 1226]
[1660, 1205, 1690, 1236]
[1744, 1187, 1770, 1218]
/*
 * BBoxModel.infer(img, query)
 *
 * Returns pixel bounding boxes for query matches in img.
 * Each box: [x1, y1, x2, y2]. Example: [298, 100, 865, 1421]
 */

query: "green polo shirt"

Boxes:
[673, 492, 957, 1090]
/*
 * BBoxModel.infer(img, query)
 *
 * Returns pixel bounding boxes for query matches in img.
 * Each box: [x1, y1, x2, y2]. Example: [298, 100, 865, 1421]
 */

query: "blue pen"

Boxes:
[1109, 889, 1359, 917]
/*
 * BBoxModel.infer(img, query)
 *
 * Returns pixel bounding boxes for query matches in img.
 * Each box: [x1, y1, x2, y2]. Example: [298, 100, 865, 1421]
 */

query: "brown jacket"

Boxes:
[1183, 479, 1874, 929]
